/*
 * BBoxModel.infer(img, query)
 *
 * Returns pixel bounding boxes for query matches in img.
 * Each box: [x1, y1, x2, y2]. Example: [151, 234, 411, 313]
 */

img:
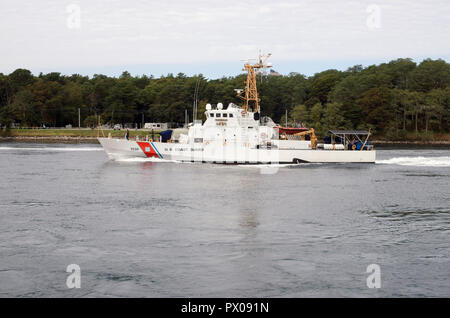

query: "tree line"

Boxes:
[1, 58, 449, 139]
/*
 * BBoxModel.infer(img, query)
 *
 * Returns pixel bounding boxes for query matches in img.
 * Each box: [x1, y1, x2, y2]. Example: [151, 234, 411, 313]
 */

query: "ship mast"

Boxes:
[236, 53, 272, 113]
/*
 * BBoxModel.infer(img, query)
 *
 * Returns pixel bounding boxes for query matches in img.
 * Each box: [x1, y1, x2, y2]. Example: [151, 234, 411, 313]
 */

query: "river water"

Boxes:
[0, 143, 449, 297]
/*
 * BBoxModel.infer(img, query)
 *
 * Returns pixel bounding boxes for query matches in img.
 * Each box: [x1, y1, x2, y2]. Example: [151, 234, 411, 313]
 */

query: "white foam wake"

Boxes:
[240, 163, 303, 168]
[0, 147, 102, 152]
[376, 156, 450, 167]
[113, 157, 179, 163]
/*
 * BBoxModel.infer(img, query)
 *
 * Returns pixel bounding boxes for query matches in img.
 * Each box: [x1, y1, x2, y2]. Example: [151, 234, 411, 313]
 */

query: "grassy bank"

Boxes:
[2, 128, 161, 138]
[0, 128, 162, 143]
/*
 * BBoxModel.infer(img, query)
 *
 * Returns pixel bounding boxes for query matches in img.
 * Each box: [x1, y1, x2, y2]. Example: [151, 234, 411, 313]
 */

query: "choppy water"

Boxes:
[0, 143, 449, 297]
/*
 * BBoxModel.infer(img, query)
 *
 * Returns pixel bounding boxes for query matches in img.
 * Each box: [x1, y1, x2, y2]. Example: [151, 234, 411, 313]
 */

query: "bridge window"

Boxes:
[223, 113, 228, 118]
[216, 113, 221, 118]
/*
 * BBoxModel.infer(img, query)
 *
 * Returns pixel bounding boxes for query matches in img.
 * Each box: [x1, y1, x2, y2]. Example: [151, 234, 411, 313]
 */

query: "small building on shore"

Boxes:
[144, 123, 168, 130]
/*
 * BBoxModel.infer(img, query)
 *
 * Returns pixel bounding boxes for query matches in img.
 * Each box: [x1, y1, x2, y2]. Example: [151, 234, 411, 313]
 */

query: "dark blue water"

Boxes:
[0, 143, 449, 297]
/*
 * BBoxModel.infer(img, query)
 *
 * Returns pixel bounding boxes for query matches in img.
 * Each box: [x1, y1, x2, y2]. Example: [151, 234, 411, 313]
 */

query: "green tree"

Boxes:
[84, 115, 99, 128]
[289, 104, 308, 127]
[308, 71, 342, 104]
[385, 58, 416, 90]
[425, 89, 447, 132]
[357, 87, 393, 132]
[104, 78, 138, 125]
[404, 91, 426, 133]
[11, 89, 40, 126]
[27, 79, 64, 126]
[8, 69, 35, 93]
[310, 103, 324, 133]
[321, 102, 347, 131]
[411, 59, 450, 92]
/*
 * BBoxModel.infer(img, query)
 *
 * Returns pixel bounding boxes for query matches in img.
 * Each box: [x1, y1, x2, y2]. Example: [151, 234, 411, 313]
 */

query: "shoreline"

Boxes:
[1, 136, 450, 147]
[372, 140, 450, 146]
[0, 136, 99, 144]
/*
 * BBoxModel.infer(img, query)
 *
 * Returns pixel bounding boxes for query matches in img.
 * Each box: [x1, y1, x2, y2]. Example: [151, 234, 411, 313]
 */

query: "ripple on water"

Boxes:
[1, 145, 450, 297]
[363, 207, 450, 224]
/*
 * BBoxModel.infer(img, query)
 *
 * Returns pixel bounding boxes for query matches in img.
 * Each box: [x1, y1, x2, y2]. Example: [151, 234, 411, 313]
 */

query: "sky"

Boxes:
[1, 0, 449, 78]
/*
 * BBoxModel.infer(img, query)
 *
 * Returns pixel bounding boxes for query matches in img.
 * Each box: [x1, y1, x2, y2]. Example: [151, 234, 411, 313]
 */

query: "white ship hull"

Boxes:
[98, 55, 377, 165]
[98, 138, 376, 164]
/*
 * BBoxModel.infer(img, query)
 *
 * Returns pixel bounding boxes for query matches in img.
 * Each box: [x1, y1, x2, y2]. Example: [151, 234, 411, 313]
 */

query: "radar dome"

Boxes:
[206, 104, 212, 110]
[217, 103, 223, 110]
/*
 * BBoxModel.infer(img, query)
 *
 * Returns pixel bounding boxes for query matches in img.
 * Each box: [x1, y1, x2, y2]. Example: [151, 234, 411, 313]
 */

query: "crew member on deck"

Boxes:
[125, 129, 129, 140]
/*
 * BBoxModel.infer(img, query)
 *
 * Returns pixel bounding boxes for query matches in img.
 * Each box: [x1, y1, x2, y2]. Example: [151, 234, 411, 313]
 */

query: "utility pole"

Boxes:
[78, 108, 81, 128]
[285, 109, 288, 127]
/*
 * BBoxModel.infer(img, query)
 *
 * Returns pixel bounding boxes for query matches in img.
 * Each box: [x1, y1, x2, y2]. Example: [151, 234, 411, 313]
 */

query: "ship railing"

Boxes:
[326, 130, 375, 151]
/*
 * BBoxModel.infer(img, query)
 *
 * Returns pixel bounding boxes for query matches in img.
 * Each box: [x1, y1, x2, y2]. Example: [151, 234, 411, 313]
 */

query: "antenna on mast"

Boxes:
[193, 77, 201, 122]
[235, 52, 272, 114]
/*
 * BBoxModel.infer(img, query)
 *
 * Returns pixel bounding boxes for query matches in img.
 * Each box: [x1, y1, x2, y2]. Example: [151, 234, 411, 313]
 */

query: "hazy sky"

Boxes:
[1, 0, 449, 78]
